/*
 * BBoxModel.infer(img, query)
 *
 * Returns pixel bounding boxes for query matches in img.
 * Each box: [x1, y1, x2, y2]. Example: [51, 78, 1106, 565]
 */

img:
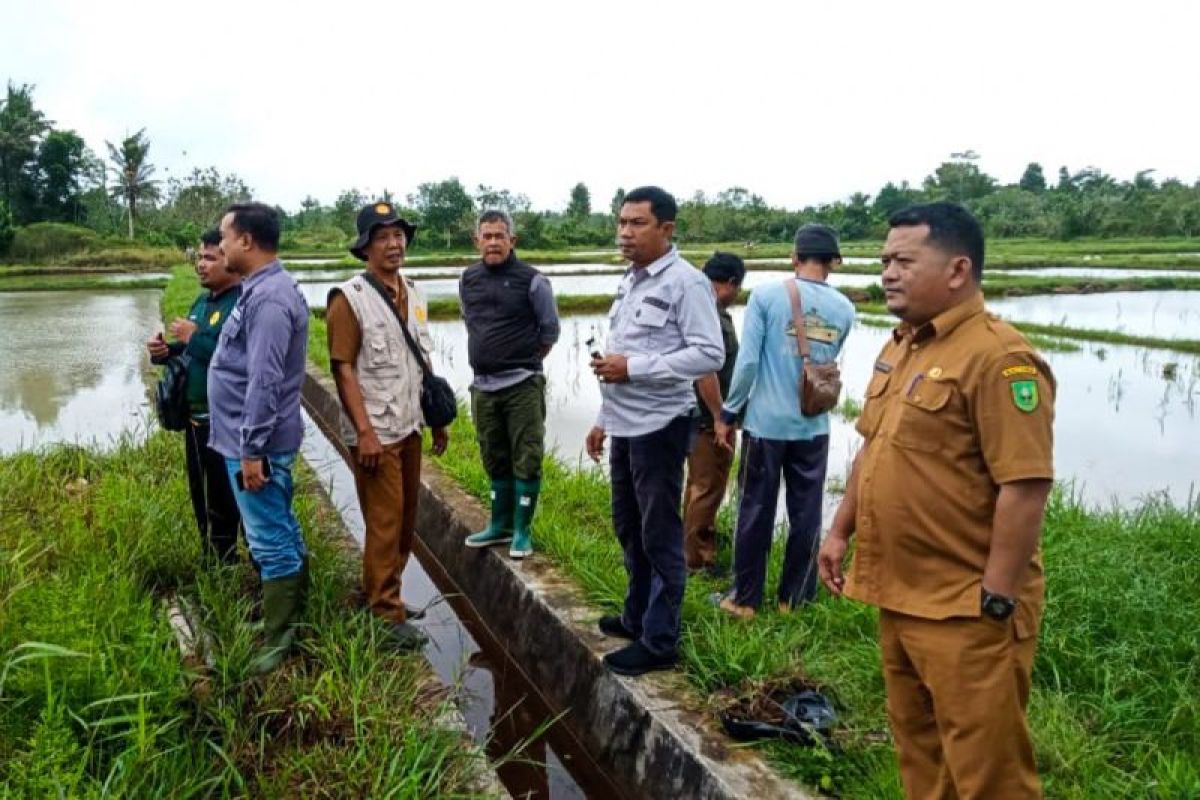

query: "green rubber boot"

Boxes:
[509, 478, 540, 559]
[465, 479, 515, 548]
[250, 569, 305, 675]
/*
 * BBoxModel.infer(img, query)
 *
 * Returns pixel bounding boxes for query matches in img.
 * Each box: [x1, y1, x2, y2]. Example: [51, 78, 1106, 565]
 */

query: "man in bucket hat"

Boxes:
[326, 201, 448, 649]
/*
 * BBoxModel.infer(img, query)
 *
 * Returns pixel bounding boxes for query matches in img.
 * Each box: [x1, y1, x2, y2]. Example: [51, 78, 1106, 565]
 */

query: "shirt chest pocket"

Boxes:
[630, 299, 670, 348]
[892, 381, 956, 452]
[857, 371, 891, 437]
[219, 313, 243, 344]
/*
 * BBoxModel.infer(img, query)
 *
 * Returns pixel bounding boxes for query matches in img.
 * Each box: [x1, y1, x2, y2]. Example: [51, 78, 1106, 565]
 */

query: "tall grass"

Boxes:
[0, 433, 490, 797]
[430, 407, 1200, 798]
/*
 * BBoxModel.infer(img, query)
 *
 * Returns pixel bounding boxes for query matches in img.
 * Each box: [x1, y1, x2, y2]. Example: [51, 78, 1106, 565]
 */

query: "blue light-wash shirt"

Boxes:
[469, 272, 561, 392]
[722, 277, 855, 441]
[596, 246, 724, 438]
[208, 260, 310, 459]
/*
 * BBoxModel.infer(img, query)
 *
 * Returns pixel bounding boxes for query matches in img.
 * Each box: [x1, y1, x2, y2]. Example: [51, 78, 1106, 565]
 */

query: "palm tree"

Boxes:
[106, 129, 156, 239]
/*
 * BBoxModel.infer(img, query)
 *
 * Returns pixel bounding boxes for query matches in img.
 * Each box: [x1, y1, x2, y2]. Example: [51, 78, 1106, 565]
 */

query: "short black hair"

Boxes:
[199, 228, 221, 248]
[888, 202, 985, 281]
[704, 251, 746, 285]
[225, 202, 281, 251]
[622, 185, 677, 223]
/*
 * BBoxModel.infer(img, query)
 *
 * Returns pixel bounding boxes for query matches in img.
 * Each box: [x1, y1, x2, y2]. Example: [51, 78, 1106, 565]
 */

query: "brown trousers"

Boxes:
[880, 609, 1042, 800]
[682, 430, 734, 569]
[352, 433, 422, 624]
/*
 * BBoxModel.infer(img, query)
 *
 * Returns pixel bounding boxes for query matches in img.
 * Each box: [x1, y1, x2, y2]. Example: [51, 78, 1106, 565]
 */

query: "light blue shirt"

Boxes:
[722, 277, 855, 441]
[596, 246, 724, 437]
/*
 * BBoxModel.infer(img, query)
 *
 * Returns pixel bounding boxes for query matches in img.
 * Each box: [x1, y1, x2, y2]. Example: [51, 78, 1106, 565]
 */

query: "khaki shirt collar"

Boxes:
[893, 292, 985, 344]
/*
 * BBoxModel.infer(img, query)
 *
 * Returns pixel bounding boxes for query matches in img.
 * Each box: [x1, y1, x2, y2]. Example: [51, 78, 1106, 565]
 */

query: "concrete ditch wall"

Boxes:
[302, 368, 817, 800]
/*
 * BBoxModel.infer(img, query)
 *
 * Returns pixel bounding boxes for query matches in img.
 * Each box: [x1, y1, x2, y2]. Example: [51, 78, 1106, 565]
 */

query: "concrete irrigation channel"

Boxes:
[301, 368, 815, 800]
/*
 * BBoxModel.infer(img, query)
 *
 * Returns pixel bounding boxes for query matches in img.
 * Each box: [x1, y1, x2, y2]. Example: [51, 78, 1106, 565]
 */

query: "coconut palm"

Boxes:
[106, 129, 156, 239]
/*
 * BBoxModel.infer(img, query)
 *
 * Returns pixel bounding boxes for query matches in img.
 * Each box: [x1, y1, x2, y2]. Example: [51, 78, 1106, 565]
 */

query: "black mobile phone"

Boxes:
[234, 459, 272, 491]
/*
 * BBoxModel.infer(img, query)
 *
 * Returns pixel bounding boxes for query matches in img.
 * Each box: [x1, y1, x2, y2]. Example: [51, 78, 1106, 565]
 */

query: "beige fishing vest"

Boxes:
[335, 274, 434, 446]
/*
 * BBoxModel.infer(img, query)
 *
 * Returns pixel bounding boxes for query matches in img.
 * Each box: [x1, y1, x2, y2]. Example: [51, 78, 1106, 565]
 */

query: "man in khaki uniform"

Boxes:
[327, 202, 449, 650]
[819, 202, 1054, 799]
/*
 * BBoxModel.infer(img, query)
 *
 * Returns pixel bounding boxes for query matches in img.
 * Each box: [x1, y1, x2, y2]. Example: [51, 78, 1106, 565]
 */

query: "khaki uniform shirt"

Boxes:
[844, 293, 1055, 637]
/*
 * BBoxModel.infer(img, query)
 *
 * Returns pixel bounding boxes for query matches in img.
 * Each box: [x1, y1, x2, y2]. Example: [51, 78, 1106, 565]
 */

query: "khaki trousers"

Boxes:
[682, 429, 734, 569]
[352, 433, 422, 624]
[880, 609, 1042, 800]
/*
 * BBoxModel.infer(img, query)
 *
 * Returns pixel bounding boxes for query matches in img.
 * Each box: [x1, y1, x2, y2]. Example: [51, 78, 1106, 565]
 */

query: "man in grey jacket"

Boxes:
[208, 202, 310, 674]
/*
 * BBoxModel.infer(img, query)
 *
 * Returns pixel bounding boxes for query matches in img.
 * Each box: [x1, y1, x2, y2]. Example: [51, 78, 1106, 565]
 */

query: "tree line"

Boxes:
[3, 82, 1198, 257]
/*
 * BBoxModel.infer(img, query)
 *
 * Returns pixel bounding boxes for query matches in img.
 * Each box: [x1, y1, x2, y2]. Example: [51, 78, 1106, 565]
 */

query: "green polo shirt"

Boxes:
[175, 285, 241, 417]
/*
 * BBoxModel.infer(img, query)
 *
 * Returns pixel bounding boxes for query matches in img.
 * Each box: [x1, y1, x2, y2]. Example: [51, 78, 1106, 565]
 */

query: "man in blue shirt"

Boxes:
[714, 224, 855, 618]
[586, 186, 724, 676]
[208, 202, 310, 673]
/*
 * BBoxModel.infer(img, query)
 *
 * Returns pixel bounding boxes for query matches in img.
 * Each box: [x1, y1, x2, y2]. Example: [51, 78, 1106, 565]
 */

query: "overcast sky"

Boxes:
[3, 0, 1197, 212]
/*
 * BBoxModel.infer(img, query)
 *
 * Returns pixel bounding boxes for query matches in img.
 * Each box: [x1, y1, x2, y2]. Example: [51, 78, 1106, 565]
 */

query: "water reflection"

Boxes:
[990, 291, 1200, 340]
[426, 309, 1200, 508]
[0, 290, 160, 452]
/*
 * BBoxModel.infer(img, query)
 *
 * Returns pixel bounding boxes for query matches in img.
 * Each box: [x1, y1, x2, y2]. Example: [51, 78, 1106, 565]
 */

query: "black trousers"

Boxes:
[610, 415, 694, 657]
[731, 433, 829, 609]
[185, 420, 243, 563]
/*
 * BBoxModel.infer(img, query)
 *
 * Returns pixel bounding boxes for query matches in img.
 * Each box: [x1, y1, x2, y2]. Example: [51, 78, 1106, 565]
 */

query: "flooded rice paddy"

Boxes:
[2, 278, 1196, 507]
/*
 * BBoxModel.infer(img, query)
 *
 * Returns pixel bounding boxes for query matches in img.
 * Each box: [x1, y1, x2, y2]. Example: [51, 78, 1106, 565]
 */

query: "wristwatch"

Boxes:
[981, 589, 1017, 621]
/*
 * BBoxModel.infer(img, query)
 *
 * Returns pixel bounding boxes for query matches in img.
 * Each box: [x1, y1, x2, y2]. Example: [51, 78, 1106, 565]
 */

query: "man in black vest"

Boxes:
[460, 209, 560, 558]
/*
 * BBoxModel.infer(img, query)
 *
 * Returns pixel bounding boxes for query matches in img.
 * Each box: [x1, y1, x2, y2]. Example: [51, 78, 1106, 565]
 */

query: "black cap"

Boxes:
[703, 251, 746, 284]
[349, 202, 417, 261]
[793, 224, 841, 259]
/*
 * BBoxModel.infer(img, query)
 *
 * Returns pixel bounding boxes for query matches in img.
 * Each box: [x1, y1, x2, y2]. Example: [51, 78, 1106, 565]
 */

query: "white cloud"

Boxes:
[3, 0, 1197, 211]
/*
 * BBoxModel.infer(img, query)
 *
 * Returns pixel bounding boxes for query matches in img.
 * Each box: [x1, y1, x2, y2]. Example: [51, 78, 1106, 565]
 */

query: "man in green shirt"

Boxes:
[147, 229, 244, 563]
[684, 252, 743, 575]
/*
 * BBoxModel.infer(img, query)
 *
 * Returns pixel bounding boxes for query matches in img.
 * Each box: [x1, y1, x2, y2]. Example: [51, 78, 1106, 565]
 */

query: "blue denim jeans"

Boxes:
[224, 453, 307, 581]
[610, 415, 694, 657]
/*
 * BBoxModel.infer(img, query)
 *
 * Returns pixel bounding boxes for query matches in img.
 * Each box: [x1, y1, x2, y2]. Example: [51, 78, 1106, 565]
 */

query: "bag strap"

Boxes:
[784, 278, 812, 360]
[360, 271, 433, 377]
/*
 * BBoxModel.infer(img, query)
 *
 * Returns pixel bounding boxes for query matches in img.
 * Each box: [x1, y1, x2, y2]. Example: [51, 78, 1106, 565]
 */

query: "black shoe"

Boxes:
[603, 641, 677, 677]
[598, 614, 637, 641]
[384, 621, 429, 651]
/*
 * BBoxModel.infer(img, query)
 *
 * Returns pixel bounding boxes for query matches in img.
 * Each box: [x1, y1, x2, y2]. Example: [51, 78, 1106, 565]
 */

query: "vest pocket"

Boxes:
[367, 336, 392, 367]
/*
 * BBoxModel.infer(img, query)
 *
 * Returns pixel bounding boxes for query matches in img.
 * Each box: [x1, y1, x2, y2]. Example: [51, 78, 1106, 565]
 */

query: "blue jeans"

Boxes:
[610, 415, 694, 657]
[224, 453, 307, 581]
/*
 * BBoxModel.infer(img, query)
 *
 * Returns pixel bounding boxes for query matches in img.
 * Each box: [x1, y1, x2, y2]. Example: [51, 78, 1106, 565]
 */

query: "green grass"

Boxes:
[0, 274, 169, 292]
[0, 434, 490, 797]
[425, 406, 1200, 797]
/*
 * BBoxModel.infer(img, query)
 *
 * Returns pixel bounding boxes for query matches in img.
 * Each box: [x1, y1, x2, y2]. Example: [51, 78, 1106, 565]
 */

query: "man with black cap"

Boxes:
[683, 251, 744, 575]
[713, 224, 855, 618]
[325, 201, 448, 649]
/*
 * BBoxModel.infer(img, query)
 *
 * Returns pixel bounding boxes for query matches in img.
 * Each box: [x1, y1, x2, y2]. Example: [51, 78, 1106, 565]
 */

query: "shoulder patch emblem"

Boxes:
[1011, 380, 1039, 413]
[209, 310, 221, 325]
[1003, 365, 1039, 378]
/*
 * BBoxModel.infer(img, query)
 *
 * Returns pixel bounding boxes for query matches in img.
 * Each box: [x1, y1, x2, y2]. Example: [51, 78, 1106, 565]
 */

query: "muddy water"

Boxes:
[299, 414, 618, 799]
[0, 290, 160, 453]
[424, 309, 1200, 508]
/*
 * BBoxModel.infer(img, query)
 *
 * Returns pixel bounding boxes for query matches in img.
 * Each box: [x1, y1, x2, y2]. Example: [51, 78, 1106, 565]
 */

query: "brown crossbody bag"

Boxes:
[785, 279, 842, 416]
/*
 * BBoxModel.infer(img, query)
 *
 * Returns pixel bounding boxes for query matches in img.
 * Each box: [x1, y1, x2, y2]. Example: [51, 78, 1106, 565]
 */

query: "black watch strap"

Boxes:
[981, 589, 1018, 621]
